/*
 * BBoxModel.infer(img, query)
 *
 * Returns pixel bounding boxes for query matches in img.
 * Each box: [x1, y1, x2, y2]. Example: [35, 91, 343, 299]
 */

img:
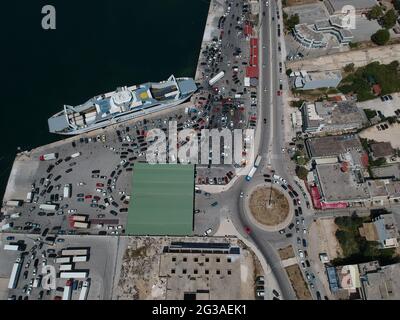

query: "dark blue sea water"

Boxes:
[0, 0, 209, 198]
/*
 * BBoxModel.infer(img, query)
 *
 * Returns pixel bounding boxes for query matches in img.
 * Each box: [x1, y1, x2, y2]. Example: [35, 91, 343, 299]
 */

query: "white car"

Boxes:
[107, 226, 114, 230]
[303, 228, 307, 234]
[204, 228, 212, 236]
[298, 250, 304, 259]
[239, 191, 244, 198]
[77, 182, 86, 186]
[256, 291, 265, 297]
[67, 209, 77, 214]
[117, 225, 123, 229]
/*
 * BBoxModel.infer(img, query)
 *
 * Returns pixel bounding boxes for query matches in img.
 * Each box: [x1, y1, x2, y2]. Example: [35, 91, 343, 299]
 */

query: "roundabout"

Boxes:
[244, 183, 294, 232]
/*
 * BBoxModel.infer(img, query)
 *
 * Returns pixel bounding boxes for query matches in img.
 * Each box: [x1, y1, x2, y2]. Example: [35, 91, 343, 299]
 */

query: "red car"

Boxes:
[96, 183, 104, 188]
[277, 90, 281, 96]
[94, 196, 101, 201]
[245, 226, 251, 234]
[85, 195, 92, 199]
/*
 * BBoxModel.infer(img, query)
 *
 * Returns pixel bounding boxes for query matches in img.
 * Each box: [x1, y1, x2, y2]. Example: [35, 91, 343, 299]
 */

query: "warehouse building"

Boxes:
[126, 163, 195, 236]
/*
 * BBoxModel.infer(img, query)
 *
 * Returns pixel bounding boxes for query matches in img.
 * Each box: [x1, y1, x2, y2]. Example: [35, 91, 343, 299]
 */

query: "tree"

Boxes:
[286, 14, 300, 30]
[344, 63, 355, 73]
[371, 29, 390, 45]
[382, 9, 398, 29]
[368, 5, 384, 19]
[394, 0, 400, 11]
[295, 166, 308, 180]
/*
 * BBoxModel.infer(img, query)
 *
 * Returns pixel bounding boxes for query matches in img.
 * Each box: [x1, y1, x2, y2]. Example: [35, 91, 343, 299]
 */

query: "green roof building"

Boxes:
[127, 163, 195, 235]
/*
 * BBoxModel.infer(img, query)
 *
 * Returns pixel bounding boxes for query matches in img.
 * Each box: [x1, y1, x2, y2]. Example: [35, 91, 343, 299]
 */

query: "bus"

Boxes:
[254, 155, 262, 168]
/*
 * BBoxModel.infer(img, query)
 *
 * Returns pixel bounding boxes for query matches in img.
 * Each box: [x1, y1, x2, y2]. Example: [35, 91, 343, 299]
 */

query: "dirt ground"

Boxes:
[359, 123, 400, 149]
[285, 0, 318, 7]
[278, 245, 295, 260]
[285, 264, 312, 300]
[249, 187, 290, 226]
[309, 218, 342, 260]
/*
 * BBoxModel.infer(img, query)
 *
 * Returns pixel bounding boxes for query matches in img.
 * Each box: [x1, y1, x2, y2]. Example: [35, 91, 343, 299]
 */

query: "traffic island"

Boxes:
[245, 184, 294, 232]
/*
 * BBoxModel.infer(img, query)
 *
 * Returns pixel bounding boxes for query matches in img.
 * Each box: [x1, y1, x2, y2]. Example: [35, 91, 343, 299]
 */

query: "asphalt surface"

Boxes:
[210, 0, 330, 300]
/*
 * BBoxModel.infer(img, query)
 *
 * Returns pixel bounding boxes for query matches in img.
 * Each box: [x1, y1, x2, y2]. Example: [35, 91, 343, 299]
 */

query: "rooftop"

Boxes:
[301, 100, 367, 133]
[306, 134, 363, 158]
[325, 0, 377, 12]
[370, 142, 394, 158]
[316, 163, 370, 202]
[362, 263, 400, 300]
[127, 163, 195, 236]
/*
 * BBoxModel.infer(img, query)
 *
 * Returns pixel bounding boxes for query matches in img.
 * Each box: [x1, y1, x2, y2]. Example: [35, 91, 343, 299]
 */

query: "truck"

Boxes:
[33, 275, 42, 288]
[61, 249, 89, 256]
[70, 152, 81, 159]
[26, 192, 33, 203]
[6, 200, 23, 207]
[56, 257, 72, 264]
[70, 215, 88, 222]
[8, 258, 22, 289]
[208, 71, 225, 86]
[73, 221, 90, 229]
[1, 223, 13, 231]
[39, 204, 59, 211]
[10, 212, 21, 219]
[63, 184, 71, 198]
[62, 284, 72, 300]
[59, 271, 88, 279]
[246, 167, 257, 181]
[39, 153, 58, 161]
[59, 264, 73, 271]
[4, 244, 20, 251]
[79, 280, 90, 300]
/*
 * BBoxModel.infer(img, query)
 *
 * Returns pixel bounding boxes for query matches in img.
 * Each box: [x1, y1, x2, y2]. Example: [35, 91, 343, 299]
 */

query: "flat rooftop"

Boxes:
[306, 134, 362, 158]
[316, 163, 370, 202]
[127, 163, 195, 236]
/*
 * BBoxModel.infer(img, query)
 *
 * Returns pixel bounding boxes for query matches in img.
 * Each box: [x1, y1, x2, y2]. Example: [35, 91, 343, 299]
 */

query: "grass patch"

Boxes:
[333, 216, 399, 266]
[338, 61, 400, 102]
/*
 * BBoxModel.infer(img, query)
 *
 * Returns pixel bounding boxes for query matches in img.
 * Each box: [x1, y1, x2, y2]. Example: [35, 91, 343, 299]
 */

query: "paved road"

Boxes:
[214, 0, 330, 300]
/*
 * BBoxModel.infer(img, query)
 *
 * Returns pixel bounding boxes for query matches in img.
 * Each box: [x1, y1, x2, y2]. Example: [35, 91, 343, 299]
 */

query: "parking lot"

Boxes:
[0, 1, 260, 241]
[1, 0, 261, 233]
[357, 93, 400, 118]
[0, 233, 118, 300]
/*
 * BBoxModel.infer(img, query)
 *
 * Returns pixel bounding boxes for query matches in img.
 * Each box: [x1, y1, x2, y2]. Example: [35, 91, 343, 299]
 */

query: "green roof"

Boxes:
[127, 163, 194, 235]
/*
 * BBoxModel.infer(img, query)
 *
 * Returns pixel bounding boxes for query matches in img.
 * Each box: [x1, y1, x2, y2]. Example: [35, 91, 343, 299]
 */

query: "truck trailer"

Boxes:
[8, 258, 22, 289]
[59, 271, 88, 279]
[209, 71, 225, 86]
[39, 153, 58, 161]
